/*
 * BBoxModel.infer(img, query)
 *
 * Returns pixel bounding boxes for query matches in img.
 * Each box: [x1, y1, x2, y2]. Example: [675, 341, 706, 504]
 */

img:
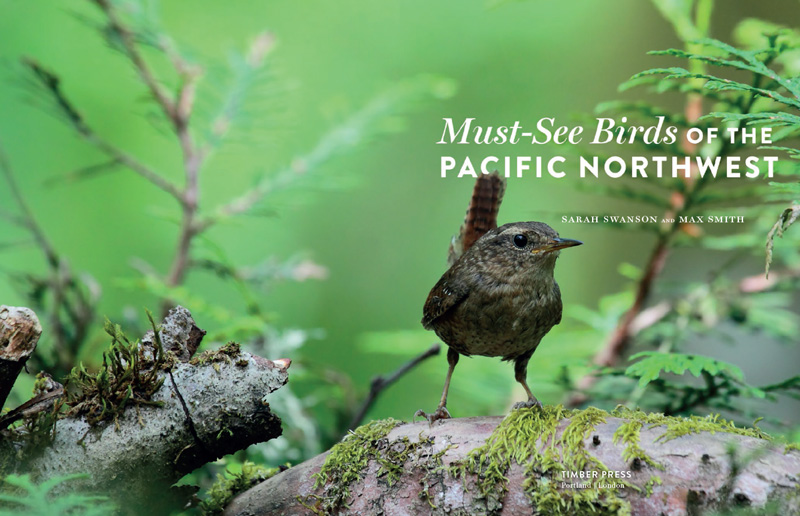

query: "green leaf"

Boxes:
[705, 112, 800, 130]
[626, 352, 745, 389]
[766, 205, 800, 276]
[634, 66, 800, 110]
[767, 182, 800, 195]
[0, 474, 114, 516]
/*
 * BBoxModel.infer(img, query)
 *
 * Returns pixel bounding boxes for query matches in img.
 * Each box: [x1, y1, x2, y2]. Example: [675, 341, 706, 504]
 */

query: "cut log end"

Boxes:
[0, 306, 43, 410]
[0, 305, 42, 361]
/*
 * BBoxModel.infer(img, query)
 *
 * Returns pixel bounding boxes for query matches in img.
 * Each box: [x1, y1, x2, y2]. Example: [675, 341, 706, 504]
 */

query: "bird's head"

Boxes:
[466, 221, 582, 281]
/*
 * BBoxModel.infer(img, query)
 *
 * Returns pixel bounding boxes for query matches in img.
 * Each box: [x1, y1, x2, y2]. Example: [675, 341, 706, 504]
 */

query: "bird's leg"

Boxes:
[415, 348, 459, 424]
[436, 348, 460, 411]
[512, 354, 543, 410]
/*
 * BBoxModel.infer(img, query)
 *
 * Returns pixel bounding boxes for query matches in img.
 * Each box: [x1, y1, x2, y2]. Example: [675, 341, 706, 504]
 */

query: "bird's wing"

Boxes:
[553, 282, 563, 326]
[421, 274, 469, 329]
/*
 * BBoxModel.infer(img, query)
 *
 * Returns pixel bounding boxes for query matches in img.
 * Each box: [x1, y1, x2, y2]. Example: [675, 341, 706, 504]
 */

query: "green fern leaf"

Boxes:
[626, 352, 744, 389]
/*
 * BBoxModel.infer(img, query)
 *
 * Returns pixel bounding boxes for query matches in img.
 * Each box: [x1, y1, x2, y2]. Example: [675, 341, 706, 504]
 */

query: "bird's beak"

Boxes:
[537, 237, 583, 254]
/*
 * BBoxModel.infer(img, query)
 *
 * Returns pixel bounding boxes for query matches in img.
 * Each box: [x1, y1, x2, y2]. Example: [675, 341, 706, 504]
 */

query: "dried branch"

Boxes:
[346, 343, 441, 433]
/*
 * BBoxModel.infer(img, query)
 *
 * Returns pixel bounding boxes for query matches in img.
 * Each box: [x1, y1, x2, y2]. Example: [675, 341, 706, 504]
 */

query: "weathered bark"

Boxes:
[227, 415, 800, 516]
[0, 306, 42, 410]
[0, 306, 291, 512]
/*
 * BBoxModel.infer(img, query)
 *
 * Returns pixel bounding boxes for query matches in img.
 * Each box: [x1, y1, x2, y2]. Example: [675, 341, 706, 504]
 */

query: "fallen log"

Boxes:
[227, 406, 800, 515]
[0, 306, 291, 512]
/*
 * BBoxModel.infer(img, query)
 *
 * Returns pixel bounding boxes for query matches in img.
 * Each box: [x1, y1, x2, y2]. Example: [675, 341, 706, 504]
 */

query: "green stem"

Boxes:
[694, 0, 714, 39]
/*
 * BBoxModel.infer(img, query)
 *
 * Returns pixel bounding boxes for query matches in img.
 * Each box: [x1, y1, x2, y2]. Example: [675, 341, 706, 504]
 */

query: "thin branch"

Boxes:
[91, 0, 177, 128]
[0, 141, 59, 269]
[89, 0, 207, 310]
[595, 235, 671, 369]
[87, 134, 186, 202]
[1, 141, 97, 376]
[346, 344, 441, 433]
[194, 81, 405, 233]
[21, 59, 184, 202]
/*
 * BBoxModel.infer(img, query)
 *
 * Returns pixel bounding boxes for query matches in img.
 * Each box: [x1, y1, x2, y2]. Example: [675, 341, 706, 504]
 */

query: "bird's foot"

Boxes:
[414, 406, 451, 425]
[512, 398, 543, 411]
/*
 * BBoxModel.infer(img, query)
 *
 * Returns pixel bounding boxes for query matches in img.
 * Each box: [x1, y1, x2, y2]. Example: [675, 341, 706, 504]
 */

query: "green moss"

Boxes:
[448, 405, 771, 516]
[190, 342, 242, 372]
[307, 406, 771, 515]
[308, 422, 453, 513]
[307, 418, 404, 514]
[784, 442, 800, 454]
[449, 405, 633, 515]
[31, 373, 51, 395]
[199, 461, 283, 516]
[609, 406, 771, 443]
[612, 420, 664, 470]
[62, 316, 167, 429]
[644, 475, 662, 496]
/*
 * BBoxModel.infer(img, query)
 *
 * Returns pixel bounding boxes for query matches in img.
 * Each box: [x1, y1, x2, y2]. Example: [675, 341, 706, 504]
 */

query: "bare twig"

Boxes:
[0, 142, 97, 375]
[346, 344, 441, 432]
[22, 59, 184, 202]
[0, 375, 63, 430]
[91, 0, 177, 127]
[0, 141, 59, 268]
[89, 134, 185, 201]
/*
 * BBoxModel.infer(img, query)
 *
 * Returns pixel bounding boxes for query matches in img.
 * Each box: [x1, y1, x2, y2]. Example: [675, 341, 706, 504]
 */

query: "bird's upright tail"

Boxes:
[447, 171, 506, 266]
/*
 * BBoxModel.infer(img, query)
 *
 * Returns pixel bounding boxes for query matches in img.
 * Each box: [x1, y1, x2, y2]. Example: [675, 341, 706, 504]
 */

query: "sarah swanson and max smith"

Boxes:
[561, 215, 745, 224]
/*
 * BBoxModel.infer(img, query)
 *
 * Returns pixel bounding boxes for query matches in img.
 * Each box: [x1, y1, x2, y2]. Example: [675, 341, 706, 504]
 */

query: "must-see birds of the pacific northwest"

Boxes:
[417, 172, 582, 423]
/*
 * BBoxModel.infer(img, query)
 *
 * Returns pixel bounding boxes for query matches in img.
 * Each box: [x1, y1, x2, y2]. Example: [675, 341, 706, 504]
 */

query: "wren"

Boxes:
[417, 175, 581, 423]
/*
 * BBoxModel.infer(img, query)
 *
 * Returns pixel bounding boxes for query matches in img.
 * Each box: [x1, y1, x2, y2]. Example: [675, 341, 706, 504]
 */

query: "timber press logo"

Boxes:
[559, 470, 633, 490]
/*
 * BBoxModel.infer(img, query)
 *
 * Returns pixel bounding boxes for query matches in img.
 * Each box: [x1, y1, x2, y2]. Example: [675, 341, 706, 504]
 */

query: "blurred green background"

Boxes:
[1, 0, 798, 461]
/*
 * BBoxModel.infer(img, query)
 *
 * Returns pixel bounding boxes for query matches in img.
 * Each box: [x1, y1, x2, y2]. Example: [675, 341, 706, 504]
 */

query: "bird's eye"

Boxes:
[513, 234, 528, 248]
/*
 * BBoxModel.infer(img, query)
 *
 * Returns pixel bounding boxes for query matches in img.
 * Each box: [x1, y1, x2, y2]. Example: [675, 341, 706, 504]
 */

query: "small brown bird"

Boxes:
[417, 174, 581, 423]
